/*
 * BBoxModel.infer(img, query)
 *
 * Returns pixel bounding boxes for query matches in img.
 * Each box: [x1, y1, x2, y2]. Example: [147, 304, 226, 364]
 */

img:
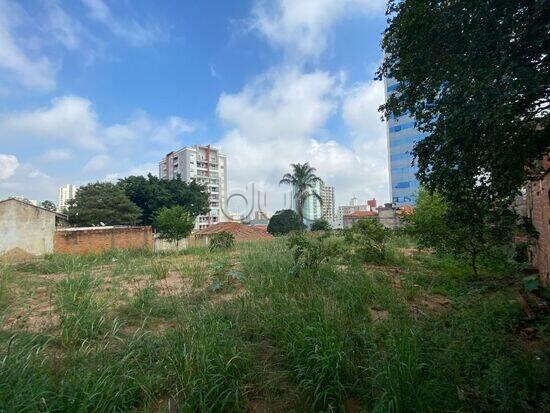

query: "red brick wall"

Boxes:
[526, 157, 550, 286]
[54, 226, 153, 255]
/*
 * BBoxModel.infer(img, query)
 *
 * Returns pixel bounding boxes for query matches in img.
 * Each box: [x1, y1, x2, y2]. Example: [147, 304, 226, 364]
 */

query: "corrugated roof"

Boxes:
[195, 221, 273, 241]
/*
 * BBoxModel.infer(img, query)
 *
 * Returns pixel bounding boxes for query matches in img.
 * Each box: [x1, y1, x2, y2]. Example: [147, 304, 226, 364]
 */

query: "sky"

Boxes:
[0, 0, 390, 214]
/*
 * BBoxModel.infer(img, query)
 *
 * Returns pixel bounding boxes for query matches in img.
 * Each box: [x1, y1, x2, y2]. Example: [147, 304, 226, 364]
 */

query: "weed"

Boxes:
[209, 231, 236, 251]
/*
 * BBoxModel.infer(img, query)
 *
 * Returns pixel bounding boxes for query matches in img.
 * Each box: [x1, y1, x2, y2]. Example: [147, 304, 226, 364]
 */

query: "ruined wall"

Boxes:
[526, 158, 550, 286]
[54, 226, 153, 255]
[0, 200, 57, 257]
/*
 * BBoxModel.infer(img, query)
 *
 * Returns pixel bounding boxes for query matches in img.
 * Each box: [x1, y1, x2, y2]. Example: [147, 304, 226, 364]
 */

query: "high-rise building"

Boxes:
[384, 78, 428, 205]
[57, 184, 77, 212]
[159, 145, 228, 230]
[320, 185, 335, 222]
[292, 180, 334, 223]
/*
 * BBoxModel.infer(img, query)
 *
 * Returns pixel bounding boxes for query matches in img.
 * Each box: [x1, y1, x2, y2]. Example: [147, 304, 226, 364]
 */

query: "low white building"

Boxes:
[0, 198, 67, 258]
[334, 198, 378, 229]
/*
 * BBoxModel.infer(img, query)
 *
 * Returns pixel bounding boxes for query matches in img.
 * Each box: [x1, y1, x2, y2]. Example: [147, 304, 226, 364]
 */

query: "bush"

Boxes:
[209, 231, 235, 251]
[310, 218, 331, 232]
[344, 219, 389, 263]
[404, 189, 521, 275]
[286, 232, 343, 275]
[268, 209, 305, 235]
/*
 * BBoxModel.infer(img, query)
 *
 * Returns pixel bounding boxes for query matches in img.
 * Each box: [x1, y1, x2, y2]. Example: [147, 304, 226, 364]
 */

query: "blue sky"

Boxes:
[0, 0, 389, 212]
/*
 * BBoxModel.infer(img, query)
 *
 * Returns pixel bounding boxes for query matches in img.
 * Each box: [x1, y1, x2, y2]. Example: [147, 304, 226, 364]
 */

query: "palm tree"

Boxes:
[279, 163, 323, 222]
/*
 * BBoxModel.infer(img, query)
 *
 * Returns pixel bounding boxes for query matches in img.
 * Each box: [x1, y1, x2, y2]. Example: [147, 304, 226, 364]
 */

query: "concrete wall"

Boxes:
[525, 158, 549, 286]
[153, 235, 208, 251]
[0, 199, 57, 257]
[54, 226, 153, 255]
[378, 204, 402, 230]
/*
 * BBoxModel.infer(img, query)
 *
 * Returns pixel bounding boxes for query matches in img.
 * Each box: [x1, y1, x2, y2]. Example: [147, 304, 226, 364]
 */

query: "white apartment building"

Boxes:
[159, 145, 228, 230]
[57, 184, 77, 212]
[320, 185, 335, 222]
[335, 197, 377, 229]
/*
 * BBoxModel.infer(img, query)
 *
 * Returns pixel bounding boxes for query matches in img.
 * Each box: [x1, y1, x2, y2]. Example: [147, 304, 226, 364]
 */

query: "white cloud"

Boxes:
[343, 80, 389, 202]
[45, 0, 82, 50]
[0, 154, 19, 180]
[0, 0, 56, 91]
[250, 0, 385, 60]
[0, 163, 56, 201]
[84, 154, 111, 172]
[218, 68, 338, 142]
[151, 117, 196, 146]
[0, 95, 103, 150]
[103, 162, 157, 183]
[41, 148, 74, 162]
[82, 0, 168, 46]
[215, 68, 389, 213]
[0, 95, 197, 156]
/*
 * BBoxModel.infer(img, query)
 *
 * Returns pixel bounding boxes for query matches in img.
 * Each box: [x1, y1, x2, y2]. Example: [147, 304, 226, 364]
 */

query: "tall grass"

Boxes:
[0, 237, 547, 411]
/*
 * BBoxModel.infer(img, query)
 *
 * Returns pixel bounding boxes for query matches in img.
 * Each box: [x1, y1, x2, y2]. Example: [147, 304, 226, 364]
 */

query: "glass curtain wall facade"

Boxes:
[384, 78, 427, 205]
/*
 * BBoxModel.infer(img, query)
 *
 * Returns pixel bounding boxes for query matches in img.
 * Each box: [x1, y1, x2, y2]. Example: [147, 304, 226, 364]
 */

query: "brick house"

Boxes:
[524, 156, 549, 286]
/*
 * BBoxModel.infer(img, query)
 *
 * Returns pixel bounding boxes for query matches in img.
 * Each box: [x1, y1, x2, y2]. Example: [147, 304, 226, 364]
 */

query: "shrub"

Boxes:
[310, 218, 331, 232]
[286, 232, 343, 275]
[404, 189, 521, 275]
[345, 219, 389, 263]
[268, 209, 305, 235]
[209, 231, 235, 251]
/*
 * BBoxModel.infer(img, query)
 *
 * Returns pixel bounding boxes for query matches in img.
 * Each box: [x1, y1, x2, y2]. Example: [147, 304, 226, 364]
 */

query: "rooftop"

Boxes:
[0, 198, 67, 220]
[195, 221, 273, 241]
[344, 210, 378, 218]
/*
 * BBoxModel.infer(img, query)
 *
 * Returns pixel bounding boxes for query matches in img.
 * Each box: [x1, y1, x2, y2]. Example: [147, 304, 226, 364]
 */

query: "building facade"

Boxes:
[57, 184, 77, 212]
[523, 156, 549, 286]
[159, 145, 228, 230]
[335, 198, 377, 229]
[291, 181, 334, 223]
[0, 198, 66, 258]
[320, 185, 335, 222]
[384, 78, 427, 205]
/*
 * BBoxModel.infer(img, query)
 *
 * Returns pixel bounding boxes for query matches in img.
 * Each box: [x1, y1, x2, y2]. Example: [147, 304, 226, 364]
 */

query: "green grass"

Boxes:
[0, 237, 548, 412]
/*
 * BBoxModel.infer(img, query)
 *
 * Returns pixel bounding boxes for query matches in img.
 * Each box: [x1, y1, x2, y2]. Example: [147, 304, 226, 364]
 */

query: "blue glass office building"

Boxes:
[384, 79, 427, 205]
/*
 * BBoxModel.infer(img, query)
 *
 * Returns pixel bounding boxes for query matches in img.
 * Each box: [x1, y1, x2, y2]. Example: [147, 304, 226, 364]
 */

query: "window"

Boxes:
[390, 133, 428, 148]
[390, 152, 411, 162]
[389, 121, 415, 133]
[387, 83, 399, 92]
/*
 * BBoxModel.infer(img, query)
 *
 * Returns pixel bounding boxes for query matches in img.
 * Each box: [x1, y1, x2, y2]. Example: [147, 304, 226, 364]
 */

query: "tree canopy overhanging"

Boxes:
[377, 0, 550, 210]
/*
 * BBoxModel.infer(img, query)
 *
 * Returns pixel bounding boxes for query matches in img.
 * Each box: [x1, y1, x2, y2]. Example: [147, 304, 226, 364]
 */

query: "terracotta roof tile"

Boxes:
[195, 222, 273, 241]
[344, 210, 378, 218]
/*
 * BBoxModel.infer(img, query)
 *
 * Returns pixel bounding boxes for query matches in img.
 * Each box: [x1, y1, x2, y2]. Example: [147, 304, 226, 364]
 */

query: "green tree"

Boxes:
[310, 218, 331, 232]
[67, 182, 142, 227]
[377, 0, 549, 213]
[40, 200, 57, 212]
[118, 174, 209, 225]
[404, 189, 517, 275]
[279, 163, 323, 222]
[267, 209, 305, 236]
[153, 206, 195, 246]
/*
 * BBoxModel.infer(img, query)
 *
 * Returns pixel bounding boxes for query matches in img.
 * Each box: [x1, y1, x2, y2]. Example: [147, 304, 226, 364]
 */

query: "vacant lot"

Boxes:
[0, 237, 548, 412]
